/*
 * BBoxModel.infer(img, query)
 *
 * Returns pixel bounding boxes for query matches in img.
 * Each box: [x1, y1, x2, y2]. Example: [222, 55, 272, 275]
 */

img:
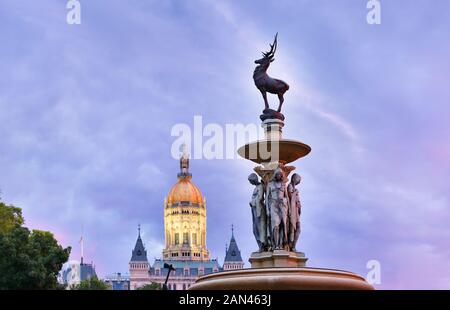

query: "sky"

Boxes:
[0, 0, 449, 289]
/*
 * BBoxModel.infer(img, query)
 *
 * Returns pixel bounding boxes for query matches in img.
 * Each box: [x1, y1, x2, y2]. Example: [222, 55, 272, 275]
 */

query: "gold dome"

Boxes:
[167, 176, 204, 205]
[167, 147, 204, 205]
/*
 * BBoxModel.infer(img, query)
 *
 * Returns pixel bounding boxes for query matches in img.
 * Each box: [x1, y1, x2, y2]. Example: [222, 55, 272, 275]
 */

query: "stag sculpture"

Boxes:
[253, 33, 290, 113]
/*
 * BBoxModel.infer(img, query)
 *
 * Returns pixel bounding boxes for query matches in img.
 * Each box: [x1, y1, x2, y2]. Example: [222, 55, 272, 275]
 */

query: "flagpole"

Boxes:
[80, 235, 84, 265]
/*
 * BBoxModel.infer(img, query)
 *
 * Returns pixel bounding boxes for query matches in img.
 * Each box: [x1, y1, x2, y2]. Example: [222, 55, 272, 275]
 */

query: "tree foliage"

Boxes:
[72, 276, 110, 290]
[0, 201, 71, 290]
[0, 202, 24, 234]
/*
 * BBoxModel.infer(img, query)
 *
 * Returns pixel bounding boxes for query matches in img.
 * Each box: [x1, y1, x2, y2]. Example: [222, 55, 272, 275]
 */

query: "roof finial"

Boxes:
[231, 224, 234, 237]
[138, 223, 141, 237]
[181, 142, 188, 157]
[178, 143, 192, 178]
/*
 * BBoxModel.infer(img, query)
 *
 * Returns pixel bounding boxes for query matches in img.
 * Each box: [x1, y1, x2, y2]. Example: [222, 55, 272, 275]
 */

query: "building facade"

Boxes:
[60, 259, 97, 288]
[129, 151, 243, 290]
[104, 272, 130, 290]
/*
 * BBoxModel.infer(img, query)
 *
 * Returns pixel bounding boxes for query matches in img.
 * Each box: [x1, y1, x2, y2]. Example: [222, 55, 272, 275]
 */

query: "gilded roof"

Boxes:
[167, 176, 204, 205]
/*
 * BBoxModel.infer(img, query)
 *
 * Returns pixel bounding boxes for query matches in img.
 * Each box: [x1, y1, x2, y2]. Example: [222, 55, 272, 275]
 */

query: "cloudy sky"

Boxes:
[1, 0, 449, 289]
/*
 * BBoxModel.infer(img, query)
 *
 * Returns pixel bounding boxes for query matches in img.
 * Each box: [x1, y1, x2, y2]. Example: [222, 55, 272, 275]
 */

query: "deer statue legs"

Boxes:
[260, 89, 285, 113]
[260, 90, 269, 110]
[277, 93, 284, 112]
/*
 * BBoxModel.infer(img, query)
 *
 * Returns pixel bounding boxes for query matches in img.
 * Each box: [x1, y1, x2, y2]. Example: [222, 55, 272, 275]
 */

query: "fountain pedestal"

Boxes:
[249, 250, 308, 268]
[189, 267, 374, 290]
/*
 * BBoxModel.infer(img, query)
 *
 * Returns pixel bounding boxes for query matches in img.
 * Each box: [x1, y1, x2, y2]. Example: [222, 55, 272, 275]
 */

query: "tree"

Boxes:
[0, 201, 71, 290]
[0, 202, 23, 234]
[72, 276, 110, 290]
[136, 282, 162, 290]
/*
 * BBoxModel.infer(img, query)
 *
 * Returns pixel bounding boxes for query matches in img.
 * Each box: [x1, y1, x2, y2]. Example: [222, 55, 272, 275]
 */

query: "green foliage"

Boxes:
[0, 202, 24, 234]
[136, 282, 162, 290]
[0, 202, 71, 290]
[72, 276, 111, 290]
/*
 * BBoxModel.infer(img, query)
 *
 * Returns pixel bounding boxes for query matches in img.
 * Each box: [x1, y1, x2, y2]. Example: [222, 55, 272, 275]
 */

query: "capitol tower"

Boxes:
[162, 149, 209, 261]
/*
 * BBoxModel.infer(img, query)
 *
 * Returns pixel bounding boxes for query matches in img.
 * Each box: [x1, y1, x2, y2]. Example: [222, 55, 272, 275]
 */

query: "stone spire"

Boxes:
[223, 225, 244, 270]
[131, 225, 148, 262]
[129, 225, 150, 290]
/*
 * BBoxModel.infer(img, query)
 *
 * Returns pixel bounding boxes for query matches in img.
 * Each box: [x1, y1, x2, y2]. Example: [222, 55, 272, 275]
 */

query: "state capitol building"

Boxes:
[129, 151, 244, 290]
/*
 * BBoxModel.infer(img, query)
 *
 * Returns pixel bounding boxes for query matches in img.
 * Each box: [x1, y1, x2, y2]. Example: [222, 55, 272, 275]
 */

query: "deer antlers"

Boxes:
[262, 33, 278, 59]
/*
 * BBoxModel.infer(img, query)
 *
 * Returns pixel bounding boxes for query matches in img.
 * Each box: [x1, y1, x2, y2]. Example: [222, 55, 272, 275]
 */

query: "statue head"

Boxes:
[272, 168, 284, 181]
[254, 33, 277, 65]
[291, 173, 301, 186]
[248, 173, 260, 185]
